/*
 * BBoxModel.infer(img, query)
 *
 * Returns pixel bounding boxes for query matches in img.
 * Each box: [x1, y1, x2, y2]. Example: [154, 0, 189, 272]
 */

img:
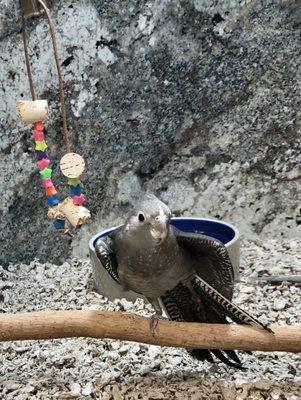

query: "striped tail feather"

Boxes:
[192, 274, 273, 333]
[190, 348, 244, 369]
[160, 285, 245, 368]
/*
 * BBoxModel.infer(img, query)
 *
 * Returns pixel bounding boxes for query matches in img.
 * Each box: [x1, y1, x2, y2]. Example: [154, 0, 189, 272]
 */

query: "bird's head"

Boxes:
[125, 194, 172, 246]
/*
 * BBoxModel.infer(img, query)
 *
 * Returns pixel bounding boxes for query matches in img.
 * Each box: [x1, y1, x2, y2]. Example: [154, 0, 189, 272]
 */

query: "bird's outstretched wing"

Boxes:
[173, 226, 234, 299]
[95, 237, 119, 283]
[174, 227, 271, 332]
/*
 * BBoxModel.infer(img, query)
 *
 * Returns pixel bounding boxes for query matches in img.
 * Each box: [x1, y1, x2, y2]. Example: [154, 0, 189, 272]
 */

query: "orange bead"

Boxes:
[34, 121, 44, 131]
[45, 186, 57, 196]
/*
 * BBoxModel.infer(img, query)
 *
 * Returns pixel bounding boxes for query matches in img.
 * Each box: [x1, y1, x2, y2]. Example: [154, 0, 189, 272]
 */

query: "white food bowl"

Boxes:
[89, 217, 240, 301]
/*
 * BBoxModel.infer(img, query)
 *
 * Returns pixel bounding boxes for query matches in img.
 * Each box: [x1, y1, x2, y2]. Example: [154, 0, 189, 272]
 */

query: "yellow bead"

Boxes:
[68, 177, 81, 186]
[35, 141, 48, 151]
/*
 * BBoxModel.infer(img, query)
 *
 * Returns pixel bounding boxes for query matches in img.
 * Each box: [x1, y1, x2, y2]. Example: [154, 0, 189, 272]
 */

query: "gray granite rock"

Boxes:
[0, 0, 300, 264]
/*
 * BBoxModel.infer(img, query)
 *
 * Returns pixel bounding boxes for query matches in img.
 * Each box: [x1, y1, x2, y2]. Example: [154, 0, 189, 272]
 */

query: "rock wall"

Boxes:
[0, 0, 300, 265]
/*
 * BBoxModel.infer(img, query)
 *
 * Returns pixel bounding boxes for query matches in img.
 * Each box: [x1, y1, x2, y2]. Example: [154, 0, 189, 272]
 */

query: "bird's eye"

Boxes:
[138, 212, 145, 222]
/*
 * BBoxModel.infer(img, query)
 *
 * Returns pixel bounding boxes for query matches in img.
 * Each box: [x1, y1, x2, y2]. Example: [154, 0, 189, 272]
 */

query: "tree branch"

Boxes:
[0, 310, 300, 352]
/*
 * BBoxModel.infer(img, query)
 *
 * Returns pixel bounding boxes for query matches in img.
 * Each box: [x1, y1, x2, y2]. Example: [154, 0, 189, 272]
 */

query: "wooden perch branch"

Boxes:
[0, 311, 300, 353]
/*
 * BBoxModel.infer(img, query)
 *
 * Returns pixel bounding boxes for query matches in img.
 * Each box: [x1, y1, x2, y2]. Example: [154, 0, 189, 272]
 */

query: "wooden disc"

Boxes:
[60, 153, 85, 178]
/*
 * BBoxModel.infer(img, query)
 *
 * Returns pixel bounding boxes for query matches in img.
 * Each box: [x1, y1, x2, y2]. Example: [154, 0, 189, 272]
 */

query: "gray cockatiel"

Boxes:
[95, 194, 271, 368]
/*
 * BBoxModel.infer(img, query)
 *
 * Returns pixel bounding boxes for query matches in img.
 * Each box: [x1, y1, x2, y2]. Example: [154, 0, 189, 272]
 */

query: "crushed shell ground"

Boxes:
[0, 239, 300, 399]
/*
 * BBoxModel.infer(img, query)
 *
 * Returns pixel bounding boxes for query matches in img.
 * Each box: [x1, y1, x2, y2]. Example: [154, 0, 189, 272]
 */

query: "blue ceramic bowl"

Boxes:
[89, 217, 240, 300]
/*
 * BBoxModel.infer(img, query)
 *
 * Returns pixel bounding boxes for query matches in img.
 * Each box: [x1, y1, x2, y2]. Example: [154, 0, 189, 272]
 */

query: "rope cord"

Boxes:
[21, 15, 36, 101]
[21, 0, 71, 152]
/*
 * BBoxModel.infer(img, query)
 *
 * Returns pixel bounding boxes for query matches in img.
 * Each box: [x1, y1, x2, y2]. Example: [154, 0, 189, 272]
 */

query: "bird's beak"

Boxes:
[151, 215, 168, 242]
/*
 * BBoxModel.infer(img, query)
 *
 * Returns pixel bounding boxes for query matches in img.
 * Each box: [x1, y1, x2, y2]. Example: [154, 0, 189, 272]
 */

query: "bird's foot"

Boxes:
[149, 313, 165, 333]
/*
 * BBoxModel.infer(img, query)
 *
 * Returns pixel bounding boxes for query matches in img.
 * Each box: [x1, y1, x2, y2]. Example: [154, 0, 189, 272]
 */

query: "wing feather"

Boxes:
[160, 283, 244, 368]
[173, 226, 234, 299]
[95, 238, 119, 283]
[192, 274, 272, 333]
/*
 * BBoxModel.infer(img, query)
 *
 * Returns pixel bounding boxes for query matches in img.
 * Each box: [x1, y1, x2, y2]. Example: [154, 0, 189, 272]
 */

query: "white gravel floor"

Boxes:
[0, 239, 300, 399]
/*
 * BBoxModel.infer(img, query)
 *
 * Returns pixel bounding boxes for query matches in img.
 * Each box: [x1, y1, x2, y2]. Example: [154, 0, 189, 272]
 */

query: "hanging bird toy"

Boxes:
[17, 0, 91, 234]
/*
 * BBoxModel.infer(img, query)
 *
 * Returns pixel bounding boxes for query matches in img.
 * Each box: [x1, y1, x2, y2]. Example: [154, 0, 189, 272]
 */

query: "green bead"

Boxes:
[40, 168, 52, 179]
[68, 177, 81, 186]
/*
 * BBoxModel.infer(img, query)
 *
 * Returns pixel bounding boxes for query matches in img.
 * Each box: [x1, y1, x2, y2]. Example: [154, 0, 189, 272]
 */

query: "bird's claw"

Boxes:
[149, 313, 165, 333]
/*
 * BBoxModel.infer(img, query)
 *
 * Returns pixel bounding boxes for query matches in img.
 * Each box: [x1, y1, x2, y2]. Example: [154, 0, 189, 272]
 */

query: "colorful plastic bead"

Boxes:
[30, 120, 89, 230]
[72, 193, 85, 206]
[37, 158, 51, 169]
[42, 178, 53, 188]
[45, 186, 57, 196]
[40, 168, 52, 179]
[53, 219, 65, 229]
[35, 141, 48, 151]
[34, 121, 44, 131]
[36, 151, 48, 160]
[46, 196, 59, 206]
[68, 177, 81, 186]
[70, 184, 82, 196]
[33, 130, 45, 141]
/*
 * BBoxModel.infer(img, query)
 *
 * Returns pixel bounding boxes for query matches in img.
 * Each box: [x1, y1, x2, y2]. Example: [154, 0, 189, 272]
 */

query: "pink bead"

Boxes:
[33, 130, 45, 141]
[42, 178, 53, 188]
[73, 193, 85, 206]
[37, 158, 51, 169]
